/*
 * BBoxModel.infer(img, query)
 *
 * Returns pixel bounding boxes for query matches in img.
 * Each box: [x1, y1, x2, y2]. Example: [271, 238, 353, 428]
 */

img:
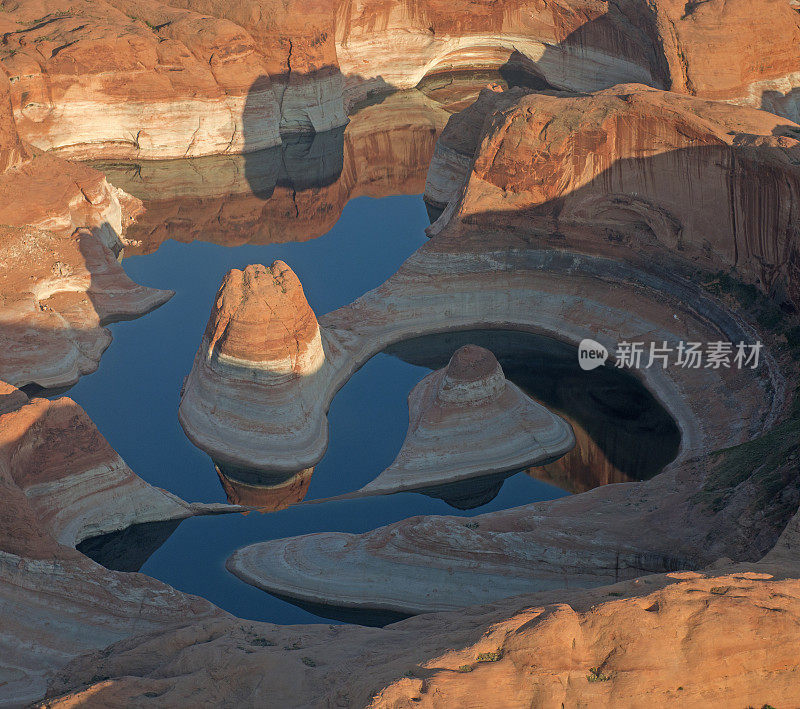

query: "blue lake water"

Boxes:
[63, 192, 577, 624]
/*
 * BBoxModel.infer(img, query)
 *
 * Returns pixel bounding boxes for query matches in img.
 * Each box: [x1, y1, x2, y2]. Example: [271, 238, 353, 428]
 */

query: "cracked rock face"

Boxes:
[358, 345, 575, 495]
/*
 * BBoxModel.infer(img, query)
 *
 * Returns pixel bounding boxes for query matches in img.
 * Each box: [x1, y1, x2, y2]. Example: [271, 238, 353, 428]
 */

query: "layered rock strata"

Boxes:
[179, 261, 332, 472]
[216, 466, 313, 511]
[358, 345, 574, 496]
[0, 382, 234, 704]
[0, 225, 172, 389]
[215, 82, 800, 617]
[0, 59, 174, 389]
[426, 83, 800, 307]
[2, 0, 798, 160]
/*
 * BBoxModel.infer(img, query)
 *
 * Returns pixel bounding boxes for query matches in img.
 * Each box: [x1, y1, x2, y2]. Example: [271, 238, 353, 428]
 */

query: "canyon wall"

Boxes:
[428, 83, 800, 307]
[1, 0, 797, 159]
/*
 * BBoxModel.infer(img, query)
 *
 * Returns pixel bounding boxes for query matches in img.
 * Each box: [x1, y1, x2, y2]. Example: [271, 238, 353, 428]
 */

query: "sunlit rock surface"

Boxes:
[0, 226, 173, 389]
[38, 570, 800, 708]
[1, 0, 797, 160]
[428, 83, 800, 307]
[359, 345, 574, 495]
[179, 261, 333, 472]
[0, 62, 174, 389]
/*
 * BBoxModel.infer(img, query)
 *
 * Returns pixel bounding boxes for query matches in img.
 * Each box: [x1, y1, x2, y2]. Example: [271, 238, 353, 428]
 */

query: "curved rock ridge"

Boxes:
[215, 80, 800, 619]
[358, 345, 574, 495]
[179, 261, 332, 472]
[427, 82, 800, 307]
[0, 390, 196, 548]
[0, 225, 173, 389]
[0, 380, 234, 705]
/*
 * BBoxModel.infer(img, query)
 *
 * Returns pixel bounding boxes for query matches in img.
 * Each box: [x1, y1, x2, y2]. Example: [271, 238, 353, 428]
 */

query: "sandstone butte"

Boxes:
[360, 345, 575, 495]
[0, 364, 798, 705]
[1, 2, 800, 708]
[178, 261, 332, 473]
[0, 0, 795, 160]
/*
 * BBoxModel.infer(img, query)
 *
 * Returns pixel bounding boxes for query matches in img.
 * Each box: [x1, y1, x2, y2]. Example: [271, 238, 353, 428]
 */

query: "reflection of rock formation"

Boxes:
[427, 83, 800, 307]
[216, 194, 781, 614]
[102, 91, 448, 254]
[216, 466, 313, 511]
[529, 414, 641, 493]
[179, 262, 332, 472]
[358, 345, 574, 496]
[415, 471, 516, 510]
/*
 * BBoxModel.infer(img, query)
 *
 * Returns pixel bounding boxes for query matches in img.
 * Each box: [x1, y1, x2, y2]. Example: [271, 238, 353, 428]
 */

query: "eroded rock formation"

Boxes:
[179, 261, 332, 472]
[359, 345, 574, 495]
[2, 0, 797, 160]
[427, 83, 800, 307]
[0, 225, 172, 388]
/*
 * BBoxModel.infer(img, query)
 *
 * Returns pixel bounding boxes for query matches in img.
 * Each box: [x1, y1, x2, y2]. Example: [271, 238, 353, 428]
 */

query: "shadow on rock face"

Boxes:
[242, 76, 347, 200]
[76, 519, 182, 572]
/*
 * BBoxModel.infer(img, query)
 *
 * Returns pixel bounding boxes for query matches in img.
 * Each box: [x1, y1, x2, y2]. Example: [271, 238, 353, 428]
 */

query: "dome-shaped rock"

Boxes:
[359, 345, 574, 495]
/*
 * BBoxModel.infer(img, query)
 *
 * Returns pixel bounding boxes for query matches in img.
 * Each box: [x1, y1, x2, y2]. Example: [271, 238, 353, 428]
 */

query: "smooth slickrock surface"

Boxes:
[216, 85, 800, 615]
[0, 61, 174, 389]
[37, 570, 800, 708]
[359, 345, 574, 495]
[179, 261, 333, 472]
[427, 83, 800, 307]
[0, 381, 237, 705]
[0, 225, 173, 389]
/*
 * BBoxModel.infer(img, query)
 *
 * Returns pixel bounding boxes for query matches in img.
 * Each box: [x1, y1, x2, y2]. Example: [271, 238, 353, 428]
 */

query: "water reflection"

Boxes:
[93, 91, 448, 255]
[76, 519, 182, 572]
[386, 329, 681, 493]
[416, 470, 518, 509]
[216, 465, 314, 511]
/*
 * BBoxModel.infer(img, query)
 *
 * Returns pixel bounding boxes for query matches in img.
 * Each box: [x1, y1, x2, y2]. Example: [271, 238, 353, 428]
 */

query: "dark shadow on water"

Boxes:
[77, 519, 182, 572]
[243, 118, 346, 200]
[270, 593, 412, 628]
[416, 470, 519, 509]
